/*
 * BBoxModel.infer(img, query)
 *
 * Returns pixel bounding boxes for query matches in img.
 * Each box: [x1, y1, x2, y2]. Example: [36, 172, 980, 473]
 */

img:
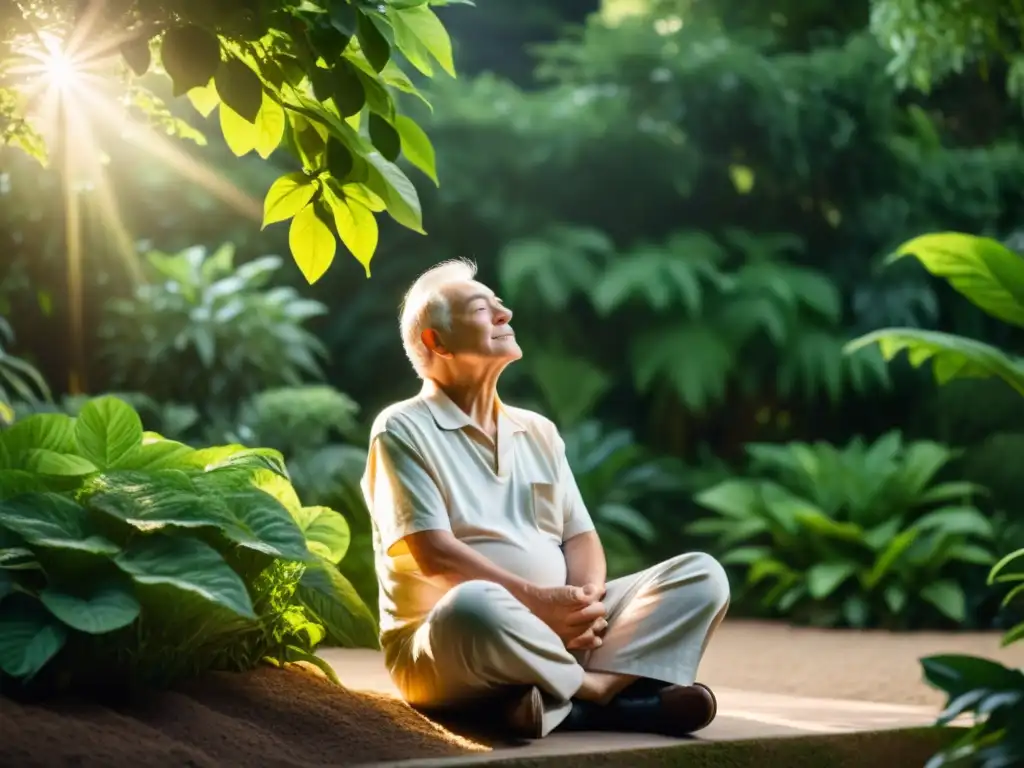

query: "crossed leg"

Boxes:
[386, 552, 731, 737]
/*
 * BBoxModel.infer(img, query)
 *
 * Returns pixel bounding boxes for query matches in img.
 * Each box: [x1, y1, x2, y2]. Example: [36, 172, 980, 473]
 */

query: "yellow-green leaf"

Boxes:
[845, 328, 1024, 395]
[888, 232, 1024, 328]
[389, 5, 455, 78]
[263, 172, 317, 229]
[394, 114, 438, 185]
[187, 81, 220, 117]
[289, 204, 336, 285]
[219, 103, 257, 156]
[254, 94, 285, 159]
[329, 193, 378, 276]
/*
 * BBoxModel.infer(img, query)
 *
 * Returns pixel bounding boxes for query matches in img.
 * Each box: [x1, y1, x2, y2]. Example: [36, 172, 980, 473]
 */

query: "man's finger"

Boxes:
[565, 601, 606, 626]
[566, 628, 603, 650]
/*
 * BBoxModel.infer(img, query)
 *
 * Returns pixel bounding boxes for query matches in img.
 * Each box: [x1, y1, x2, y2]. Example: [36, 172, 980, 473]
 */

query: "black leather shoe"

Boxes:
[606, 682, 717, 736]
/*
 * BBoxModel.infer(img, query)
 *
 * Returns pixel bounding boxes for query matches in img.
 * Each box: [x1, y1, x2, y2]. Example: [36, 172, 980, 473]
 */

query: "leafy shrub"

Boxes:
[845, 231, 1024, 765]
[100, 243, 328, 411]
[920, 549, 1024, 768]
[562, 420, 693, 577]
[691, 431, 996, 629]
[0, 395, 376, 694]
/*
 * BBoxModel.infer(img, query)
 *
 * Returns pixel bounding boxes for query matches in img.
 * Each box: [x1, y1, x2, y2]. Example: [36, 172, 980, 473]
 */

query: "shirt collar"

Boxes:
[421, 380, 526, 434]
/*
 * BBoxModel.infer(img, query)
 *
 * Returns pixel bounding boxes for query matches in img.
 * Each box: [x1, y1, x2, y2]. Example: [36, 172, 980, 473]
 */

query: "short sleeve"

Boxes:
[556, 439, 596, 541]
[361, 425, 451, 556]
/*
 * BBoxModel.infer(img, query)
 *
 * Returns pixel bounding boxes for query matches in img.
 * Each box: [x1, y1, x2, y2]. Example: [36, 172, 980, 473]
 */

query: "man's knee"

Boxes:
[662, 552, 731, 612]
[433, 579, 521, 635]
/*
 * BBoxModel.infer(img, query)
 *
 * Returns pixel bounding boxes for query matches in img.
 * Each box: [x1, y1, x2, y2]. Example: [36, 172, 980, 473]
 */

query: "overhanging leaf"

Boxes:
[888, 232, 1024, 328]
[845, 328, 1024, 395]
[263, 172, 317, 229]
[394, 114, 438, 185]
[289, 203, 337, 285]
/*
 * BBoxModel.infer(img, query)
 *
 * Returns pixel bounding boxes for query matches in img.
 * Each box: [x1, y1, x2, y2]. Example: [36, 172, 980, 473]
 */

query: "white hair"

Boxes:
[400, 258, 478, 378]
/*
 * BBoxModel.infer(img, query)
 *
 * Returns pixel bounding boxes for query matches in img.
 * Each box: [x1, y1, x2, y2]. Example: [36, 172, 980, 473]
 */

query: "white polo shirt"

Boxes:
[360, 380, 596, 641]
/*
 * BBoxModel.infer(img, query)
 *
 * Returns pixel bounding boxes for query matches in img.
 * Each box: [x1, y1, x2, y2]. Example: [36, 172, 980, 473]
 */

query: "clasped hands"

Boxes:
[528, 583, 608, 652]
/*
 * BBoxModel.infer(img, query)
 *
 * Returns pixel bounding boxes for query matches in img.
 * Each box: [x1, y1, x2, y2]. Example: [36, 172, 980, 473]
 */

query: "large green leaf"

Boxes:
[213, 489, 311, 562]
[84, 470, 220, 532]
[806, 561, 857, 599]
[864, 528, 918, 589]
[74, 396, 144, 470]
[914, 506, 994, 540]
[115, 534, 256, 619]
[694, 479, 759, 519]
[296, 558, 378, 648]
[922, 653, 1024, 699]
[294, 506, 351, 564]
[845, 328, 1024, 395]
[888, 232, 1024, 327]
[921, 579, 967, 622]
[0, 493, 119, 555]
[40, 580, 140, 634]
[1, 414, 76, 464]
[21, 449, 97, 476]
[116, 439, 197, 471]
[0, 594, 67, 679]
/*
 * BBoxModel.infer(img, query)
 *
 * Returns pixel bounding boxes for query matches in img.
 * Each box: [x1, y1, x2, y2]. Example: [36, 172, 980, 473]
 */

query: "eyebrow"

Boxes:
[461, 292, 497, 308]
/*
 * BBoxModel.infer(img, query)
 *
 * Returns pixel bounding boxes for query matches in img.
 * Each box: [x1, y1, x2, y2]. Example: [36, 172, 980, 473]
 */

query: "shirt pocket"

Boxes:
[530, 480, 564, 539]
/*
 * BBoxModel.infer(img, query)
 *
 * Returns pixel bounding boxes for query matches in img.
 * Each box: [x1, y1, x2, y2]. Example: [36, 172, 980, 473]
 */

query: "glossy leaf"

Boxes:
[40, 581, 140, 634]
[214, 56, 264, 123]
[115, 534, 256, 619]
[75, 396, 143, 470]
[845, 328, 1024, 395]
[394, 114, 438, 185]
[888, 232, 1024, 328]
[289, 203, 337, 285]
[326, 188, 378, 276]
[263, 172, 317, 229]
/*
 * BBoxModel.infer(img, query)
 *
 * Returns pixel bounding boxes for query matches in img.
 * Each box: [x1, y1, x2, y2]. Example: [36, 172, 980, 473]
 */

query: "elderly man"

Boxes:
[360, 260, 730, 739]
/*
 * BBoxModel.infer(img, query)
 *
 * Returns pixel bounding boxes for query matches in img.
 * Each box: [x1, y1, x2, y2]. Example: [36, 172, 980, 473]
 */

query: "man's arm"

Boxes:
[563, 530, 607, 592]
[366, 426, 602, 641]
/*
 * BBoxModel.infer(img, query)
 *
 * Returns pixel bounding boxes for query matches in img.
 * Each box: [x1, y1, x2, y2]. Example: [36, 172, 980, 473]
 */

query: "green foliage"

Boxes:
[849, 233, 1024, 396]
[0, 318, 50, 421]
[562, 420, 690, 577]
[920, 549, 1024, 768]
[691, 431, 996, 629]
[0, 395, 376, 692]
[501, 227, 890, 417]
[100, 243, 328, 411]
[870, 0, 1024, 101]
[0, 0, 471, 282]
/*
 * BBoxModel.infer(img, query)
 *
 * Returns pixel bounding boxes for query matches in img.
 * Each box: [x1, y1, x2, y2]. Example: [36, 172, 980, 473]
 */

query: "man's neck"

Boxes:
[430, 376, 500, 437]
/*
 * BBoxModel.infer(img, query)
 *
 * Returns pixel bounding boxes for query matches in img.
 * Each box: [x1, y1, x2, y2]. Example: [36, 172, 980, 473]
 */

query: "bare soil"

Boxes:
[0, 664, 484, 767]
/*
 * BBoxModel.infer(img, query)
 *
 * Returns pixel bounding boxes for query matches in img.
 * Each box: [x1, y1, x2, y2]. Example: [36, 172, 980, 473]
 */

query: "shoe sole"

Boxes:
[691, 682, 718, 731]
[508, 686, 545, 740]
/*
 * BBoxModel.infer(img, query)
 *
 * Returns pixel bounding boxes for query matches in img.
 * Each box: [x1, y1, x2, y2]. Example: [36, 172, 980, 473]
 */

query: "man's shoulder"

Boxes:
[368, 396, 432, 441]
[503, 403, 562, 444]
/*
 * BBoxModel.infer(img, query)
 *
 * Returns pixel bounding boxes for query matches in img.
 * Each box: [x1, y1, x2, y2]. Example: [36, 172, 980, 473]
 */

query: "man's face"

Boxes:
[431, 279, 522, 366]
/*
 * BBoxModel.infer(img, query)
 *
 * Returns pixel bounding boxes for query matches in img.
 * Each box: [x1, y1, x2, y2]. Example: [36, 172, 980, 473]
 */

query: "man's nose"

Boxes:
[495, 305, 513, 324]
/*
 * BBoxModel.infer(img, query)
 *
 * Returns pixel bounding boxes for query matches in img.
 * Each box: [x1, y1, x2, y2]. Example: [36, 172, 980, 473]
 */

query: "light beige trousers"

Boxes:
[383, 552, 731, 736]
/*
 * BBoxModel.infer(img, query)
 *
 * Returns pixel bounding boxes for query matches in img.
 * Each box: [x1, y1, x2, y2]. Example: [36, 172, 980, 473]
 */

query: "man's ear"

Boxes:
[421, 328, 454, 359]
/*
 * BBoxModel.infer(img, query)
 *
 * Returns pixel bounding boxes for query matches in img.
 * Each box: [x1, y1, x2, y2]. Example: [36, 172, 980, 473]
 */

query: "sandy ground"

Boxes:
[1, 620, 1020, 767]
[698, 620, 1024, 706]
